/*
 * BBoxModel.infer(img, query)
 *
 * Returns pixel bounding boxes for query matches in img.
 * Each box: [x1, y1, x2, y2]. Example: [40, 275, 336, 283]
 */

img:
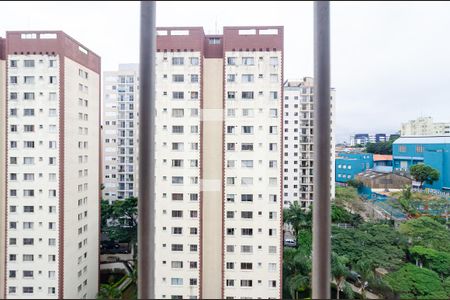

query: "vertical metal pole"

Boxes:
[138, 1, 156, 299]
[312, 1, 331, 299]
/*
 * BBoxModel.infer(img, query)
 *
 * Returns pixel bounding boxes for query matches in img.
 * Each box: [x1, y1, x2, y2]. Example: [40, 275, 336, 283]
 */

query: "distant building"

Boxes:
[350, 133, 397, 146]
[335, 153, 373, 183]
[283, 77, 335, 208]
[401, 117, 450, 136]
[393, 136, 450, 191]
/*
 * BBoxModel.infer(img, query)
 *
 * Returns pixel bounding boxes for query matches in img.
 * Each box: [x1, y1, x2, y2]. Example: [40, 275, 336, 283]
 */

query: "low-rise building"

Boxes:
[355, 170, 412, 191]
[393, 136, 450, 191]
[335, 153, 373, 183]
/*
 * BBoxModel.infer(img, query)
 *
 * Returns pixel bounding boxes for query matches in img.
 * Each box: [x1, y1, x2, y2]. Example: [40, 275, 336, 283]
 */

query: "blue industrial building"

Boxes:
[393, 136, 450, 191]
[336, 153, 374, 183]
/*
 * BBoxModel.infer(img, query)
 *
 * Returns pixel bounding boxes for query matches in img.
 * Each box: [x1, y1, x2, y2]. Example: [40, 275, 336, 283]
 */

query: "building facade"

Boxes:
[350, 133, 396, 146]
[0, 36, 6, 296]
[401, 116, 450, 136]
[393, 136, 450, 191]
[335, 153, 373, 183]
[153, 26, 283, 299]
[102, 64, 139, 202]
[283, 78, 335, 208]
[3, 31, 100, 299]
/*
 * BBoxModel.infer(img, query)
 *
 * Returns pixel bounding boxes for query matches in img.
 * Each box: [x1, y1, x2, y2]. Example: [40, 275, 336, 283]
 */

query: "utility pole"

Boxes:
[138, 1, 156, 299]
[312, 1, 331, 299]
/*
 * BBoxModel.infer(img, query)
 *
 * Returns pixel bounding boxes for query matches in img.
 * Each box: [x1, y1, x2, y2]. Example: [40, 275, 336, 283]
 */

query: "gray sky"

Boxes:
[1, 1, 450, 143]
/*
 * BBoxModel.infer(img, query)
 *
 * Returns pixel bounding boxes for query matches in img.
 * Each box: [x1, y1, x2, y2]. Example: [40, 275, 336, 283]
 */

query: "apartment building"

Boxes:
[0, 36, 6, 296]
[103, 64, 139, 202]
[2, 31, 100, 299]
[401, 116, 450, 136]
[283, 78, 335, 208]
[154, 27, 283, 299]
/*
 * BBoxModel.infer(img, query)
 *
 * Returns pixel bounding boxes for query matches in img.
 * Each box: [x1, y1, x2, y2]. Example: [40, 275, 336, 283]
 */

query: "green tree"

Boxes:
[331, 253, 353, 299]
[444, 277, 450, 297]
[101, 200, 113, 228]
[331, 204, 363, 226]
[399, 216, 450, 252]
[401, 185, 412, 200]
[385, 264, 447, 299]
[332, 222, 407, 271]
[354, 260, 375, 299]
[283, 247, 311, 299]
[409, 246, 450, 278]
[283, 202, 311, 237]
[410, 164, 440, 189]
[97, 284, 121, 300]
[366, 141, 394, 155]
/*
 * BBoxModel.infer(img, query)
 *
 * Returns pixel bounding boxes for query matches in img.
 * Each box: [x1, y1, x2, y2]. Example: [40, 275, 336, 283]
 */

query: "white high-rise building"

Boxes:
[0, 36, 7, 296]
[153, 26, 283, 299]
[102, 64, 139, 202]
[2, 31, 100, 299]
[401, 116, 450, 136]
[283, 78, 335, 208]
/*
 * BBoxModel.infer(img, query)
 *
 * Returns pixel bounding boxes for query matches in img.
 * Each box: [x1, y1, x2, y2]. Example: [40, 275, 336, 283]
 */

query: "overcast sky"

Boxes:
[1, 1, 450, 143]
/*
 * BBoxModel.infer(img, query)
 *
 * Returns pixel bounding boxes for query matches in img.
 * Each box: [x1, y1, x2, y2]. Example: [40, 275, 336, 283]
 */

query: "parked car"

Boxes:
[283, 238, 297, 248]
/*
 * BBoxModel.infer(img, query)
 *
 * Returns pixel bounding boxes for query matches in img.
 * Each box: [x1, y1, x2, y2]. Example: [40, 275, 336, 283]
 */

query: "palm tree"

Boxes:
[354, 260, 374, 299]
[331, 252, 351, 300]
[97, 284, 121, 300]
[284, 202, 310, 237]
[283, 247, 312, 299]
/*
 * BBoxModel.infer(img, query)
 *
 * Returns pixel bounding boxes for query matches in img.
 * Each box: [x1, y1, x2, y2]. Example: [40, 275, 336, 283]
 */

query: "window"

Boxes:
[23, 287, 33, 294]
[227, 143, 235, 151]
[49, 60, 56, 67]
[270, 74, 278, 82]
[171, 261, 183, 268]
[172, 126, 184, 133]
[172, 109, 184, 117]
[270, 91, 278, 100]
[269, 143, 278, 151]
[48, 287, 56, 295]
[23, 190, 34, 197]
[226, 245, 235, 253]
[242, 126, 254, 134]
[241, 262, 253, 270]
[24, 108, 35, 116]
[172, 142, 184, 151]
[49, 92, 57, 101]
[226, 194, 235, 202]
[10, 108, 17, 116]
[242, 108, 254, 117]
[226, 279, 235, 287]
[416, 145, 424, 153]
[241, 160, 253, 168]
[241, 194, 253, 202]
[227, 91, 236, 99]
[227, 74, 236, 82]
[172, 57, 184, 65]
[23, 270, 34, 278]
[171, 227, 182, 235]
[269, 246, 277, 253]
[10, 60, 18, 67]
[242, 91, 254, 100]
[24, 92, 35, 100]
[190, 74, 199, 83]
[242, 57, 254, 65]
[24, 125, 34, 132]
[23, 238, 34, 245]
[9, 92, 18, 100]
[270, 57, 278, 66]
[241, 211, 253, 219]
[241, 143, 253, 151]
[172, 176, 183, 184]
[226, 177, 235, 185]
[190, 227, 198, 235]
[242, 74, 254, 83]
[226, 262, 235, 269]
[241, 177, 253, 185]
[269, 109, 278, 117]
[240, 280, 253, 287]
[48, 238, 56, 246]
[49, 76, 57, 84]
[48, 255, 56, 262]
[269, 280, 277, 288]
[49, 109, 57, 117]
[24, 60, 35, 67]
[227, 228, 235, 236]
[241, 228, 253, 236]
[23, 173, 34, 181]
[227, 109, 236, 117]
[227, 57, 236, 65]
[172, 193, 183, 201]
[190, 57, 199, 65]
[171, 210, 183, 218]
[172, 92, 184, 99]
[172, 74, 184, 82]
[226, 211, 235, 219]
[24, 76, 35, 84]
[10, 76, 18, 84]
[190, 244, 198, 252]
[399, 145, 407, 153]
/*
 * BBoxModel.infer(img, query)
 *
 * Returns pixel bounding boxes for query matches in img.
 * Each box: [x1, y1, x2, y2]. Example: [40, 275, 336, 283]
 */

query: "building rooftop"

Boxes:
[394, 136, 450, 144]
[373, 154, 393, 161]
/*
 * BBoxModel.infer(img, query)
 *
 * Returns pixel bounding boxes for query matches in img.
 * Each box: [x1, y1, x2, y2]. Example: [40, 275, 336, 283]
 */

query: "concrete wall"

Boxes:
[201, 58, 223, 298]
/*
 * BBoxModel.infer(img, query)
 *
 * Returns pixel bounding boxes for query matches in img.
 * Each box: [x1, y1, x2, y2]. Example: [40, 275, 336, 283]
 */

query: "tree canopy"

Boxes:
[410, 164, 440, 189]
[385, 264, 448, 299]
[399, 216, 450, 252]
